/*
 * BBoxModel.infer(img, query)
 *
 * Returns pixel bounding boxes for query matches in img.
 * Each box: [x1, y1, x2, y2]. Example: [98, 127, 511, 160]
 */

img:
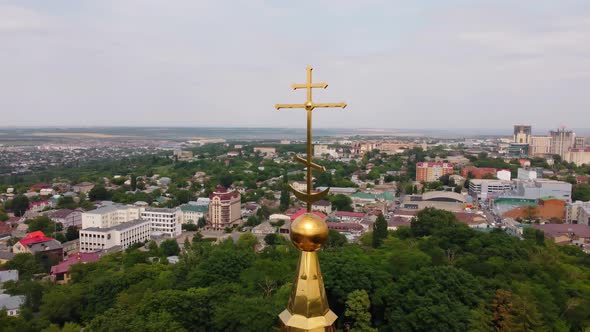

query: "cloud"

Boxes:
[0, 5, 49, 32]
[0, 0, 589, 130]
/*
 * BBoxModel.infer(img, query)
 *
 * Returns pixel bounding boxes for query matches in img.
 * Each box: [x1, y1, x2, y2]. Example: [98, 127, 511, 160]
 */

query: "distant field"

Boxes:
[31, 132, 139, 139]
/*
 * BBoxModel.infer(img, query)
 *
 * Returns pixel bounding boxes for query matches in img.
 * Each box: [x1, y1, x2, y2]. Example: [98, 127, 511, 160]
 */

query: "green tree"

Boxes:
[56, 196, 77, 209]
[344, 289, 377, 332]
[573, 183, 590, 201]
[279, 187, 290, 212]
[384, 266, 483, 332]
[11, 195, 30, 217]
[330, 194, 353, 212]
[197, 217, 207, 229]
[130, 174, 137, 191]
[219, 173, 234, 188]
[411, 207, 458, 237]
[160, 239, 180, 256]
[175, 190, 192, 204]
[88, 185, 110, 201]
[244, 215, 261, 227]
[325, 229, 347, 249]
[264, 233, 279, 245]
[65, 226, 79, 241]
[236, 233, 258, 250]
[26, 216, 57, 236]
[2, 253, 45, 280]
[372, 214, 388, 248]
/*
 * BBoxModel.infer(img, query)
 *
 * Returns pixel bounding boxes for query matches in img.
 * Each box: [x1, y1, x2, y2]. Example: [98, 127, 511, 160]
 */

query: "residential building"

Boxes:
[208, 187, 241, 230]
[0, 270, 18, 284]
[27, 200, 51, 214]
[173, 150, 193, 160]
[79, 219, 151, 252]
[253, 147, 276, 155]
[453, 212, 489, 229]
[252, 221, 276, 235]
[327, 222, 364, 240]
[179, 204, 207, 224]
[194, 197, 211, 207]
[564, 148, 590, 166]
[50, 252, 100, 284]
[314, 144, 338, 158]
[142, 208, 182, 237]
[461, 166, 498, 179]
[0, 293, 25, 316]
[469, 179, 512, 200]
[497, 170, 511, 181]
[567, 201, 590, 225]
[378, 142, 417, 155]
[12, 231, 63, 262]
[290, 208, 326, 222]
[333, 211, 366, 223]
[550, 128, 576, 158]
[416, 162, 454, 182]
[0, 221, 11, 238]
[82, 205, 141, 229]
[312, 200, 332, 214]
[316, 187, 357, 196]
[290, 181, 307, 193]
[47, 209, 82, 228]
[530, 136, 552, 157]
[514, 125, 532, 144]
[533, 223, 590, 245]
[72, 182, 95, 194]
[518, 168, 538, 181]
[575, 136, 586, 148]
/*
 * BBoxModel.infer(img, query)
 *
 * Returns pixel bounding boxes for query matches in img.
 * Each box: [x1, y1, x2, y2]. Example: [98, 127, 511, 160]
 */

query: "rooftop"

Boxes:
[83, 219, 149, 232]
[143, 207, 177, 213]
[51, 252, 100, 275]
[18, 231, 54, 247]
[84, 204, 137, 214]
[533, 223, 590, 239]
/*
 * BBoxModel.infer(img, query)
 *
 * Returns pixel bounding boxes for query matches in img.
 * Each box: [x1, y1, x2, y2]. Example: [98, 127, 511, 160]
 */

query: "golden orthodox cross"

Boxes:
[275, 66, 346, 212]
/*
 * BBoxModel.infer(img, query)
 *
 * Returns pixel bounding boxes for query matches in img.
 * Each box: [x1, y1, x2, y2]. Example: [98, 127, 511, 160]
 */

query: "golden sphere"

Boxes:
[290, 213, 328, 251]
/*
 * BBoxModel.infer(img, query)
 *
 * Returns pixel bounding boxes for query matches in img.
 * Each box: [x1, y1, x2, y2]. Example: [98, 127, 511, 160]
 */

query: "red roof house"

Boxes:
[290, 208, 326, 221]
[50, 252, 100, 284]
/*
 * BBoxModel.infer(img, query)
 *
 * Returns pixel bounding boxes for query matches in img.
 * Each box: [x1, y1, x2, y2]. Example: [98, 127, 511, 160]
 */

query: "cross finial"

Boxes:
[275, 66, 346, 212]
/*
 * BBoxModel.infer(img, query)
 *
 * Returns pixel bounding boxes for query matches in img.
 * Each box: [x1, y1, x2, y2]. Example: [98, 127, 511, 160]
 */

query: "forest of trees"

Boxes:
[2, 208, 590, 331]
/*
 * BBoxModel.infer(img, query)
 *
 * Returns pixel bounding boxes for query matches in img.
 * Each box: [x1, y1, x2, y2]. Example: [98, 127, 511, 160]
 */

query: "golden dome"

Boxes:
[290, 213, 328, 252]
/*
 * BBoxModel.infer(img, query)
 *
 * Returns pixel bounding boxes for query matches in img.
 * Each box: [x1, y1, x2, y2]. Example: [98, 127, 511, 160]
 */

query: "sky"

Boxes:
[1, 0, 590, 130]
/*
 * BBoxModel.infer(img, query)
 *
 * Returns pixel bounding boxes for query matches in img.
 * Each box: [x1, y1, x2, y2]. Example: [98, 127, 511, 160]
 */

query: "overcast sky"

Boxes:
[1, 0, 590, 129]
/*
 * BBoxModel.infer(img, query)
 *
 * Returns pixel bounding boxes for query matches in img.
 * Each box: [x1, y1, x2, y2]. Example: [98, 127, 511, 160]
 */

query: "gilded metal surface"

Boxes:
[276, 67, 345, 331]
[275, 66, 346, 213]
[290, 213, 329, 252]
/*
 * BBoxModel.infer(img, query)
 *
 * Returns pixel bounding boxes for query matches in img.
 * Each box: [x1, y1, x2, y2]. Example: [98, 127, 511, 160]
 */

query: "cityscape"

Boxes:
[2, 1, 590, 331]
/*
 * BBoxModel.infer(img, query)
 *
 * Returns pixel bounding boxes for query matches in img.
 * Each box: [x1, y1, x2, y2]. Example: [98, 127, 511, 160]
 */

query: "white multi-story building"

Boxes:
[517, 168, 538, 181]
[79, 219, 150, 252]
[469, 179, 512, 200]
[179, 204, 208, 224]
[314, 144, 339, 158]
[81, 205, 141, 229]
[515, 179, 572, 202]
[530, 136, 552, 157]
[141, 207, 182, 237]
[550, 128, 576, 158]
[564, 148, 590, 166]
[567, 201, 590, 225]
